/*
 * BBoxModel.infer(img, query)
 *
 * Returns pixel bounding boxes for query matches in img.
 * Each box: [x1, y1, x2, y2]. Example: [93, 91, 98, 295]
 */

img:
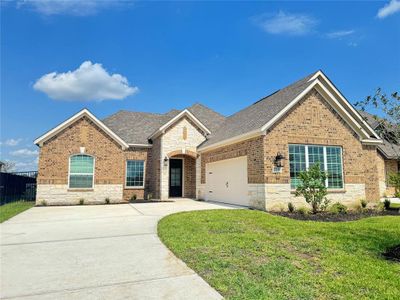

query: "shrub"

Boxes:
[297, 207, 308, 215]
[288, 202, 295, 213]
[79, 198, 84, 205]
[130, 194, 137, 202]
[383, 198, 391, 210]
[330, 202, 348, 214]
[40, 200, 47, 206]
[295, 163, 330, 214]
[360, 199, 368, 209]
[388, 173, 400, 197]
[105, 197, 110, 204]
[147, 193, 152, 201]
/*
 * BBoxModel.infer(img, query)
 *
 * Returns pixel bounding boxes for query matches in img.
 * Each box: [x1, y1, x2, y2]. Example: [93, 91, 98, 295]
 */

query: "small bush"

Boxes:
[295, 163, 330, 214]
[360, 199, 367, 209]
[330, 202, 348, 214]
[105, 197, 110, 204]
[79, 198, 84, 205]
[288, 202, 295, 213]
[297, 207, 308, 215]
[130, 194, 137, 202]
[388, 173, 400, 197]
[147, 193, 152, 201]
[383, 198, 391, 210]
[40, 200, 47, 206]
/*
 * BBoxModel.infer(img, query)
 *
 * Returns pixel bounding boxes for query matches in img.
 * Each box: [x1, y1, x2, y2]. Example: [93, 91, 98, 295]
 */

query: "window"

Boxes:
[69, 154, 94, 188]
[126, 160, 145, 187]
[289, 144, 343, 189]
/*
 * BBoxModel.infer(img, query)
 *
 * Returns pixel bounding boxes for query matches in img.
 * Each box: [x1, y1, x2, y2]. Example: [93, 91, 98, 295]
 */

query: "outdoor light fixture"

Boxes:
[274, 152, 285, 168]
[163, 156, 169, 166]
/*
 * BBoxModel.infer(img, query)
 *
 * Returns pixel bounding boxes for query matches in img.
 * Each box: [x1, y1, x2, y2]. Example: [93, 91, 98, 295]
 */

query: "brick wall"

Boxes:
[199, 88, 381, 210]
[123, 147, 151, 201]
[264, 89, 380, 201]
[36, 116, 152, 205]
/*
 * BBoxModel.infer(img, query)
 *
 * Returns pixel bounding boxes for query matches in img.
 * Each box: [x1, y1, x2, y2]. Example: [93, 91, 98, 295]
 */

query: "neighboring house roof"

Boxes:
[359, 111, 399, 159]
[102, 103, 226, 145]
[34, 109, 129, 149]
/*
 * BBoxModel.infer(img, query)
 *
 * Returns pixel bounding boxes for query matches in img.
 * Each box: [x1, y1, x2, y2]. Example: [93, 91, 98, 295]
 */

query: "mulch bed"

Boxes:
[383, 245, 400, 262]
[272, 209, 399, 222]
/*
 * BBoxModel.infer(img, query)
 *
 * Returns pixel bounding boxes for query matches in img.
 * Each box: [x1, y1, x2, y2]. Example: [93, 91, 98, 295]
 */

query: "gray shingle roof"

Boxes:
[199, 71, 317, 148]
[102, 103, 226, 145]
[358, 111, 399, 159]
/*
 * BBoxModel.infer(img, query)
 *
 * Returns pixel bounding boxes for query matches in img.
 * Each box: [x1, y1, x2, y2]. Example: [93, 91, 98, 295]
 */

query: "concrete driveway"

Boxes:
[1, 199, 237, 299]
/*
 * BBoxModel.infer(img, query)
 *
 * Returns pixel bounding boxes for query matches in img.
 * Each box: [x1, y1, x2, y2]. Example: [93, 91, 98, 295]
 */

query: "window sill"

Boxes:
[291, 189, 346, 194]
[124, 186, 145, 190]
[68, 188, 94, 192]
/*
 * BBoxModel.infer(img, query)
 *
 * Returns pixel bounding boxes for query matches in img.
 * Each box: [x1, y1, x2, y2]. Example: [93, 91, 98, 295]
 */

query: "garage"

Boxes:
[205, 156, 249, 206]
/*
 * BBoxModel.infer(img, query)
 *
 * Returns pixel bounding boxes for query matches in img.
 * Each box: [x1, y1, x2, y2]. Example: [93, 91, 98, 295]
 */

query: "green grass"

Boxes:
[391, 202, 400, 209]
[158, 210, 400, 300]
[0, 201, 34, 223]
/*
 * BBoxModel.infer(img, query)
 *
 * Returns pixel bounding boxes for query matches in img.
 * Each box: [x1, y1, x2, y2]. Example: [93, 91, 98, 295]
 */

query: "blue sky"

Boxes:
[1, 0, 399, 171]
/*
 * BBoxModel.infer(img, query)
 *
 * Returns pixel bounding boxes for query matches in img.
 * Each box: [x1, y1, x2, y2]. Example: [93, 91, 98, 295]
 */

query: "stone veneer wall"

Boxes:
[160, 117, 206, 199]
[36, 116, 151, 205]
[36, 185, 123, 205]
[199, 88, 381, 211]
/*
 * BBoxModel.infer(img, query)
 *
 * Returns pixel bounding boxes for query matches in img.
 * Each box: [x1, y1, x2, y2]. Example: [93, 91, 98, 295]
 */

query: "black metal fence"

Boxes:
[0, 171, 38, 205]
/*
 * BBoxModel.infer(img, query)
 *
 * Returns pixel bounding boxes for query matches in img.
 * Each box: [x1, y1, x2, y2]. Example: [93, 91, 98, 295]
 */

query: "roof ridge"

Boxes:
[224, 71, 317, 120]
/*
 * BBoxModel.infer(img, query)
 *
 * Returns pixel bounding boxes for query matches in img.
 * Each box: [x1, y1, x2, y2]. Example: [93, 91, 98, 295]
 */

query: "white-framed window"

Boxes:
[126, 160, 145, 188]
[289, 144, 343, 189]
[69, 154, 94, 189]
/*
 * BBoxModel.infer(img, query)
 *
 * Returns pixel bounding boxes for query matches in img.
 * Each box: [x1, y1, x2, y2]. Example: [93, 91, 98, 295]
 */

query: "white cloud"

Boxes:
[326, 30, 355, 39]
[377, 0, 400, 19]
[253, 11, 317, 36]
[10, 148, 39, 157]
[17, 0, 132, 16]
[14, 159, 38, 171]
[33, 61, 138, 101]
[3, 138, 22, 146]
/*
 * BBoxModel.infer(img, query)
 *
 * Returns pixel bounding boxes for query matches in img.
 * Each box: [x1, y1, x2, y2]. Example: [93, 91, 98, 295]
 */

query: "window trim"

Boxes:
[68, 154, 95, 190]
[289, 144, 344, 190]
[125, 160, 146, 189]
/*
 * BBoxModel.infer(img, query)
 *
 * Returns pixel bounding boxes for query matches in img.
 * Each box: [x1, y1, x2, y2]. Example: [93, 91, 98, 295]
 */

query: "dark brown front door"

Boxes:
[169, 159, 183, 197]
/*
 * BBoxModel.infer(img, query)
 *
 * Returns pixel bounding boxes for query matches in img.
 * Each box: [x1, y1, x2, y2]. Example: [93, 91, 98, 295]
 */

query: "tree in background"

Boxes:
[0, 161, 16, 173]
[356, 88, 399, 158]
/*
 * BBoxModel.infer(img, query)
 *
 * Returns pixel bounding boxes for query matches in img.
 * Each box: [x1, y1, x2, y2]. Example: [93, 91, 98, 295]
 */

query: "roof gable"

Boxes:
[148, 109, 211, 140]
[199, 71, 382, 151]
[34, 109, 129, 149]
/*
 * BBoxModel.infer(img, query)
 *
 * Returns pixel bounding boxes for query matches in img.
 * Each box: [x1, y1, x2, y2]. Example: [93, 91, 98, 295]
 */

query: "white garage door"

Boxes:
[205, 156, 249, 206]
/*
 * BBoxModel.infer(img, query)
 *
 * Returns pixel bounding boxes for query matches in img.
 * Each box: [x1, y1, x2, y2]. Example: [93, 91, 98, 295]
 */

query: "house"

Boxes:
[35, 70, 399, 210]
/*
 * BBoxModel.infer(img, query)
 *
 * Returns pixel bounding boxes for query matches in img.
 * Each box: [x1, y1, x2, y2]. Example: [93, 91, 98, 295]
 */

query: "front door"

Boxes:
[169, 159, 183, 197]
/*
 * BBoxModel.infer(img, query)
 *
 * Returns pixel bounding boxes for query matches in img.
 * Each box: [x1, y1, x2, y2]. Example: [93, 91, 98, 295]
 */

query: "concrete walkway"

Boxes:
[1, 199, 238, 299]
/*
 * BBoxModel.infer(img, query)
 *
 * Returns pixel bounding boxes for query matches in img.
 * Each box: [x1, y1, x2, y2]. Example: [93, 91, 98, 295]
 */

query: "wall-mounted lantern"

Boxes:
[163, 156, 169, 167]
[274, 152, 285, 168]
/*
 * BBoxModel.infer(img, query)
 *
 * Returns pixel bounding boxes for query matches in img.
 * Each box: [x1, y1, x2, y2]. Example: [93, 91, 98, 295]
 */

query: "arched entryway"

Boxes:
[167, 150, 197, 198]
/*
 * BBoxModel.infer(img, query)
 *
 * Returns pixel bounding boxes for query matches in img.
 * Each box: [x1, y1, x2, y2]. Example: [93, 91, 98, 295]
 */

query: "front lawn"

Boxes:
[0, 201, 34, 223]
[158, 210, 400, 300]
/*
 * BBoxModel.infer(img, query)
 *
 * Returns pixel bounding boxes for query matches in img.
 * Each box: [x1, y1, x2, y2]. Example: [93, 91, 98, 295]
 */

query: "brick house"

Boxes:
[35, 70, 399, 210]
